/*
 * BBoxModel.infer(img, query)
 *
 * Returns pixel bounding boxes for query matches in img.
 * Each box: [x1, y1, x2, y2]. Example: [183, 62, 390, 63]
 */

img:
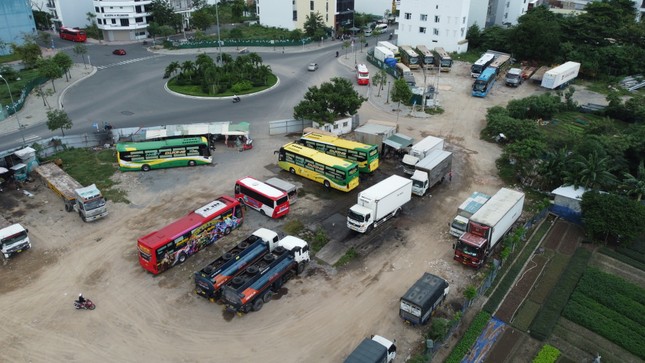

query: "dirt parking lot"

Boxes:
[1, 61, 550, 362]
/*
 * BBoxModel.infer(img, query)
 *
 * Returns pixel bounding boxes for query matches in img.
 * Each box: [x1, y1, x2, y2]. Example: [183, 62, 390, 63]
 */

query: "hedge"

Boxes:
[532, 344, 561, 363]
[599, 246, 645, 271]
[528, 248, 591, 340]
[444, 311, 492, 363]
[563, 299, 645, 359]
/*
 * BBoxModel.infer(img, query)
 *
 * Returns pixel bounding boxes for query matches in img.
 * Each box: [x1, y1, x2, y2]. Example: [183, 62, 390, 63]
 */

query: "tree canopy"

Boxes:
[293, 78, 367, 123]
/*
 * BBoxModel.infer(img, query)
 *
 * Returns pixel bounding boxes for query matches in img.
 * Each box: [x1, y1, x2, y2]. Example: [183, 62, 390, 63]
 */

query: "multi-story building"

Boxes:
[92, 0, 152, 42]
[487, 0, 533, 27]
[396, 0, 470, 53]
[43, 0, 95, 30]
[0, 0, 37, 55]
[256, 0, 344, 35]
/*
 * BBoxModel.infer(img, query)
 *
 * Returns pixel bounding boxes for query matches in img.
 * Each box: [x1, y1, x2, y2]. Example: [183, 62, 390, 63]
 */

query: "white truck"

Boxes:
[449, 192, 492, 237]
[454, 188, 525, 268]
[0, 216, 31, 259]
[541, 61, 581, 89]
[505, 68, 523, 87]
[344, 335, 397, 363]
[402, 135, 444, 175]
[410, 150, 452, 196]
[34, 163, 108, 222]
[374, 46, 395, 63]
[347, 175, 412, 233]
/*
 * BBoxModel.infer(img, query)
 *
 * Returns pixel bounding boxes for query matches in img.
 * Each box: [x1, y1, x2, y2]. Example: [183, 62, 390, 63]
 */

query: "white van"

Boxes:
[374, 23, 388, 33]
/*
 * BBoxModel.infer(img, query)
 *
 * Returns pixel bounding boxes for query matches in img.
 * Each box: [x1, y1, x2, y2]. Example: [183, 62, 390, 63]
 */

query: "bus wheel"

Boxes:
[289, 168, 295, 174]
[260, 210, 266, 217]
[142, 164, 151, 172]
[252, 299, 264, 312]
[224, 227, 231, 235]
[188, 160, 196, 167]
[324, 180, 330, 188]
[178, 253, 187, 264]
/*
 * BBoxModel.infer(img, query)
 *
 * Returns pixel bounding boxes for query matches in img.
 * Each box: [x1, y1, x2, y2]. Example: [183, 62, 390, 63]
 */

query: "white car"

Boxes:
[308, 63, 318, 71]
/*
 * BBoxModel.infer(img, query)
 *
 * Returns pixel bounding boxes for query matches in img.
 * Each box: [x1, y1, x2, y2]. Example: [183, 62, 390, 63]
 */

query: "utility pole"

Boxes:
[215, 4, 222, 65]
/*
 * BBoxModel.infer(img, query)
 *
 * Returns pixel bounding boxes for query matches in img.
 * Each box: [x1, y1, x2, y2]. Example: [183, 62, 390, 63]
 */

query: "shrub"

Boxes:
[444, 311, 491, 363]
[532, 344, 561, 363]
[427, 317, 451, 341]
[283, 220, 304, 235]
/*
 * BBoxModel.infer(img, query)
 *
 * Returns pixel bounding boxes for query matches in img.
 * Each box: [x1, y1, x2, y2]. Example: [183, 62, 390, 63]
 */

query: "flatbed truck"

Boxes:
[33, 163, 108, 222]
[0, 215, 31, 259]
[194, 228, 281, 300]
[221, 236, 310, 314]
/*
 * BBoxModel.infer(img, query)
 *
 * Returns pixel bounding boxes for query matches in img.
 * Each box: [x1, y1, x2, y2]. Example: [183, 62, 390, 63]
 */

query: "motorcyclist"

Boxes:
[77, 293, 86, 305]
[233, 95, 240, 102]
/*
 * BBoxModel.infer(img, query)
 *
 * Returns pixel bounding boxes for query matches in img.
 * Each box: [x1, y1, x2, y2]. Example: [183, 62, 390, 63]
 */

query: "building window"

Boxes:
[420, 14, 427, 21]
[405, 12, 411, 20]
[135, 17, 143, 23]
[310, 1, 314, 11]
[463, 17, 466, 24]
[419, 27, 426, 33]
[435, 15, 440, 23]
[98, 19, 102, 24]
[111, 19, 116, 24]
[343, 121, 348, 127]
[461, 27, 465, 36]
[433, 28, 439, 35]
[333, 123, 339, 129]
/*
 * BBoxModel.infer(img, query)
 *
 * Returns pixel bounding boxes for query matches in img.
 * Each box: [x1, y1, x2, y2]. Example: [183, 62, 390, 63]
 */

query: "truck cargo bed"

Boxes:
[34, 163, 83, 200]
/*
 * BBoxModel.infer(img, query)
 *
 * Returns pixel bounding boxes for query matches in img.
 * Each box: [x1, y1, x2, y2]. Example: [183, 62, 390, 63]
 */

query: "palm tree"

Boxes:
[573, 151, 617, 190]
[195, 54, 214, 76]
[164, 61, 180, 78]
[180, 60, 196, 81]
[248, 53, 262, 69]
[539, 148, 570, 190]
[621, 161, 645, 201]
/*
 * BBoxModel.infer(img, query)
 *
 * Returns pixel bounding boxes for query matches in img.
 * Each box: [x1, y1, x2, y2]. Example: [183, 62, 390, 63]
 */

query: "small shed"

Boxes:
[354, 121, 397, 153]
[551, 185, 587, 223]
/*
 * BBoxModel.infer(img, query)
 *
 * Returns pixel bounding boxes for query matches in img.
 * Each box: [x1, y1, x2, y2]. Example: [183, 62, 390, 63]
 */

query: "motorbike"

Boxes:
[74, 299, 96, 310]
[335, 51, 339, 58]
[232, 96, 241, 103]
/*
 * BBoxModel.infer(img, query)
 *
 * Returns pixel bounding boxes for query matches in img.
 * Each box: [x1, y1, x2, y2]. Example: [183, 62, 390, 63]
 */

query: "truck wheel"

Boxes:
[232, 276, 244, 286]
[142, 164, 151, 172]
[289, 168, 295, 174]
[222, 253, 233, 261]
[392, 208, 400, 217]
[252, 299, 264, 312]
[80, 211, 87, 222]
[274, 246, 286, 254]
[366, 224, 373, 233]
[64, 203, 72, 212]
[237, 242, 249, 249]
[263, 291, 273, 303]
[246, 265, 259, 275]
[188, 160, 196, 167]
[178, 253, 187, 264]
[263, 254, 275, 262]
[297, 263, 305, 275]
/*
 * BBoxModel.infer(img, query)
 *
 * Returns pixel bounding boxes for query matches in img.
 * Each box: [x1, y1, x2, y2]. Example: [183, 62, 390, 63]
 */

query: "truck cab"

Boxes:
[1, 223, 31, 259]
[345, 335, 396, 363]
[347, 204, 373, 233]
[505, 68, 523, 87]
[74, 184, 108, 222]
[449, 215, 470, 237]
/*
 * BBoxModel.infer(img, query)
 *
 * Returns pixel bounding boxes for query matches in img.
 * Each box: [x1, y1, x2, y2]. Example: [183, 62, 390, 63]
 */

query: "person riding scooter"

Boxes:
[232, 95, 241, 103]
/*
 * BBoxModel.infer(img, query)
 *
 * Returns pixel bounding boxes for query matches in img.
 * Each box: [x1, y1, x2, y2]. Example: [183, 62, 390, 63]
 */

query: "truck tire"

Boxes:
[142, 164, 151, 172]
[392, 208, 400, 217]
[273, 246, 286, 255]
[366, 224, 373, 233]
[246, 265, 259, 275]
[232, 276, 244, 286]
[203, 266, 213, 274]
[252, 299, 264, 312]
[80, 211, 87, 222]
[263, 254, 275, 262]
[237, 242, 249, 249]
[222, 253, 233, 261]
[263, 291, 273, 303]
[64, 203, 72, 212]
[297, 262, 305, 275]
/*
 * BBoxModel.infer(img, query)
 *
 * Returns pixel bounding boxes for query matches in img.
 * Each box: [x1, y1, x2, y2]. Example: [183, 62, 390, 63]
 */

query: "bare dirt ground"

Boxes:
[1, 61, 548, 362]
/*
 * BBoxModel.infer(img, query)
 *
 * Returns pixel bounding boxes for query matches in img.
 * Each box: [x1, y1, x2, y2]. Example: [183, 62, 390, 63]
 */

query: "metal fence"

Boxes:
[268, 119, 312, 135]
[2, 77, 48, 118]
[29, 132, 111, 158]
[175, 37, 315, 49]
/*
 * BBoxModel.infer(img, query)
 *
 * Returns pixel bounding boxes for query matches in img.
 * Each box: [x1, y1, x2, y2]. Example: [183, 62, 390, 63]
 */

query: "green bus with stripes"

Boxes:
[277, 142, 359, 192]
[298, 132, 379, 174]
[116, 136, 212, 171]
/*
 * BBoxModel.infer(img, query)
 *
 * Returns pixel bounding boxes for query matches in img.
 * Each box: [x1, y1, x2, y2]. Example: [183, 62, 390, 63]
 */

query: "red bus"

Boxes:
[59, 27, 87, 42]
[234, 176, 290, 218]
[356, 63, 370, 85]
[137, 195, 244, 274]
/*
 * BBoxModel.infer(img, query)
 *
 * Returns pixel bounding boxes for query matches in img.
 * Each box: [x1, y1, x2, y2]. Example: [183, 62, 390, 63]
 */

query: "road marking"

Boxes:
[96, 54, 166, 70]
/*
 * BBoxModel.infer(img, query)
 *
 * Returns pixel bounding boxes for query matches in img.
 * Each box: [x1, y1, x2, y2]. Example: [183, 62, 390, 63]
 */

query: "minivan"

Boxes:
[374, 23, 388, 33]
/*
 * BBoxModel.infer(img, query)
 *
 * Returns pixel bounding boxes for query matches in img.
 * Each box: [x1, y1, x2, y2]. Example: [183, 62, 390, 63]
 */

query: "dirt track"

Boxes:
[0, 61, 545, 362]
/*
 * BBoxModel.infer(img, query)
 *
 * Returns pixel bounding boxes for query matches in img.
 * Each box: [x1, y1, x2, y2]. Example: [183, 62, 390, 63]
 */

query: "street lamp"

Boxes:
[0, 75, 26, 146]
[215, 3, 222, 65]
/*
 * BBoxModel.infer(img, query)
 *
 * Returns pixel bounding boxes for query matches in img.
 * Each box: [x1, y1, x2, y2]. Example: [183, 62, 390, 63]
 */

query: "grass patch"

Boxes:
[424, 106, 444, 115]
[450, 51, 482, 64]
[598, 246, 645, 271]
[283, 220, 305, 235]
[513, 300, 542, 331]
[167, 74, 277, 97]
[44, 148, 129, 204]
[310, 227, 328, 254]
[335, 247, 358, 267]
[0, 53, 22, 64]
[0, 68, 43, 108]
[528, 252, 569, 304]
[577, 78, 633, 97]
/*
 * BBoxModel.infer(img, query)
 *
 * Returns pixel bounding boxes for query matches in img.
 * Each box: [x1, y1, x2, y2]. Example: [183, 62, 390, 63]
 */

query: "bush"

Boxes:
[283, 220, 304, 235]
[427, 317, 451, 341]
[532, 344, 561, 363]
[444, 311, 491, 363]
[528, 248, 591, 340]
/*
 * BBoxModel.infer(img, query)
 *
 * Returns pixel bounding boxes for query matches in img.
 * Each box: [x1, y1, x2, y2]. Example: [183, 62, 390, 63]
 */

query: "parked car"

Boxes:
[308, 63, 318, 71]
[113, 49, 126, 56]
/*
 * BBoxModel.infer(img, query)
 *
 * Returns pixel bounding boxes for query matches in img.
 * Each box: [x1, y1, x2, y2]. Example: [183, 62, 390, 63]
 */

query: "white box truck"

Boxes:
[541, 61, 581, 89]
[449, 192, 492, 237]
[374, 46, 395, 63]
[454, 188, 525, 268]
[344, 335, 397, 363]
[347, 175, 412, 233]
[0, 216, 31, 259]
[402, 136, 444, 175]
[410, 150, 452, 196]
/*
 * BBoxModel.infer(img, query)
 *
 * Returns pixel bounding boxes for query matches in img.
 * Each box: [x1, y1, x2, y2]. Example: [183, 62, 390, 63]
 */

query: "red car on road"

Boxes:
[113, 49, 126, 56]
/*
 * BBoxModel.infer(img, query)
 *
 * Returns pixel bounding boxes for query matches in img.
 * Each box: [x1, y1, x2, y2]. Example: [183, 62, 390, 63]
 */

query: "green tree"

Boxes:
[180, 60, 196, 80]
[10, 43, 42, 69]
[34, 85, 54, 108]
[509, 6, 561, 63]
[566, 150, 617, 190]
[46, 109, 73, 136]
[149, 0, 180, 28]
[289, 29, 304, 41]
[390, 78, 412, 108]
[293, 77, 367, 123]
[33, 10, 53, 31]
[371, 70, 387, 97]
[229, 28, 243, 40]
[479, 26, 511, 53]
[466, 24, 483, 51]
[164, 61, 180, 78]
[147, 22, 161, 45]
[191, 8, 215, 31]
[621, 161, 645, 201]
[85, 12, 103, 42]
[304, 12, 325, 37]
[52, 52, 73, 82]
[581, 191, 645, 245]
[72, 44, 88, 68]
[230, 0, 245, 21]
[37, 58, 63, 92]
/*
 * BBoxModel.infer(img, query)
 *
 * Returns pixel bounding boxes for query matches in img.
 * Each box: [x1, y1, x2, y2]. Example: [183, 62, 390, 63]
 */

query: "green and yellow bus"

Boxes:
[277, 142, 359, 192]
[298, 132, 379, 174]
[116, 136, 212, 171]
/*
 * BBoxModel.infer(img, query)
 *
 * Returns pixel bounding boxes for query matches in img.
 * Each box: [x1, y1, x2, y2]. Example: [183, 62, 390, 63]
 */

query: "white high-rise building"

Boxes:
[92, 0, 152, 42]
[396, 0, 470, 53]
[488, 0, 532, 27]
[256, 0, 337, 31]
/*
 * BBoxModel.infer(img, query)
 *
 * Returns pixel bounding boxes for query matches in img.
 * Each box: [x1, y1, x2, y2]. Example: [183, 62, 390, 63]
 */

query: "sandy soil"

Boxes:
[0, 61, 544, 362]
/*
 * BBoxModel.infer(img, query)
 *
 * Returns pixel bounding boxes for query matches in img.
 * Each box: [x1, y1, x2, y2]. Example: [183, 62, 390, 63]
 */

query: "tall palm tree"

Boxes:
[164, 61, 180, 78]
[195, 54, 214, 76]
[181, 60, 196, 81]
[573, 150, 617, 190]
[248, 53, 262, 69]
[622, 161, 645, 201]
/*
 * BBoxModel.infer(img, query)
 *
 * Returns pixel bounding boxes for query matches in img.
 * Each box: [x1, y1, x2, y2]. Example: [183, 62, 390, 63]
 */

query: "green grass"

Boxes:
[450, 51, 482, 63]
[283, 220, 305, 235]
[598, 246, 645, 271]
[335, 247, 358, 267]
[514, 300, 542, 331]
[577, 78, 634, 96]
[167, 74, 278, 97]
[44, 148, 129, 204]
[0, 68, 43, 108]
[528, 252, 569, 304]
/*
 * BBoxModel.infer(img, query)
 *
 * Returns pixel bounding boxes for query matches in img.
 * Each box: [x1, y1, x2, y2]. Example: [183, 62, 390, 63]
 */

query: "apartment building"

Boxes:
[396, 0, 470, 53]
[487, 0, 533, 27]
[0, 0, 37, 55]
[36, 0, 94, 30]
[92, 0, 152, 42]
[256, 0, 342, 34]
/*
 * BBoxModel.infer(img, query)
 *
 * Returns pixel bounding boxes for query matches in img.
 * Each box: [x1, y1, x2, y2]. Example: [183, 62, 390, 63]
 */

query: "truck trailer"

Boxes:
[449, 192, 492, 237]
[221, 236, 310, 314]
[347, 175, 412, 233]
[33, 163, 108, 222]
[540, 61, 581, 89]
[410, 150, 452, 196]
[345, 335, 397, 363]
[194, 228, 280, 300]
[0, 215, 31, 259]
[400, 272, 450, 325]
[454, 188, 525, 268]
[401, 135, 444, 175]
